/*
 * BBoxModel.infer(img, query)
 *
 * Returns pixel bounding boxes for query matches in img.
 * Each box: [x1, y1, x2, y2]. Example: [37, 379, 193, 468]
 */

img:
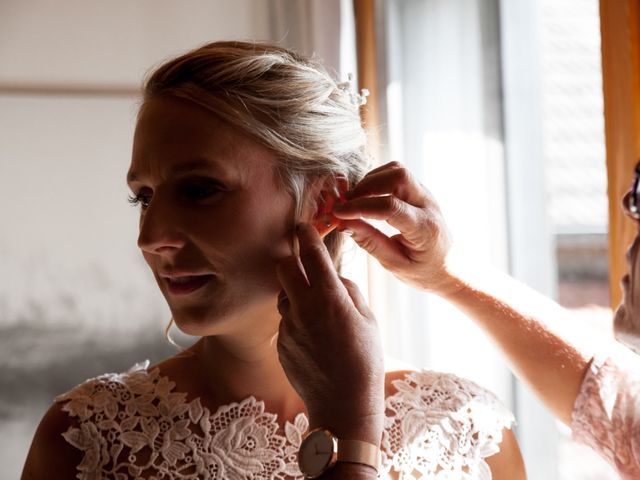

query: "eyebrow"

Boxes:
[127, 158, 224, 185]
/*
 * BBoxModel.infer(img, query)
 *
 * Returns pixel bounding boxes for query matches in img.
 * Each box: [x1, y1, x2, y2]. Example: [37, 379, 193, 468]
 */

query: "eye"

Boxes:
[178, 177, 225, 202]
[127, 188, 152, 210]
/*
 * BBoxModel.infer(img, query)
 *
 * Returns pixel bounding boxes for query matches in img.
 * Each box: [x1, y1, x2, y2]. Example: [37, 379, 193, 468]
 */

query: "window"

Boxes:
[371, 0, 617, 477]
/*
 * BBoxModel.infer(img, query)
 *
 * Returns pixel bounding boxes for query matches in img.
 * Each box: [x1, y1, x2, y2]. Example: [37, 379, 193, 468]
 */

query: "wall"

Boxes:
[0, 2, 275, 478]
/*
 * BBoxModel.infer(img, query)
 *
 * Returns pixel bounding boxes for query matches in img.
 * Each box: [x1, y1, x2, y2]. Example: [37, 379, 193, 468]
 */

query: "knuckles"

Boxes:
[391, 165, 412, 186]
[386, 160, 403, 170]
[385, 196, 405, 217]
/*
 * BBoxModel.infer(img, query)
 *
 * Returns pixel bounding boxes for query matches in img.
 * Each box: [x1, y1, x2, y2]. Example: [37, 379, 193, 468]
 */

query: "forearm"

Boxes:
[440, 259, 596, 425]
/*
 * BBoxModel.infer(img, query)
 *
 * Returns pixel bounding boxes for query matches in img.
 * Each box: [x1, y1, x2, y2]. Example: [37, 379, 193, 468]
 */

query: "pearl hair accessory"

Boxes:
[336, 73, 369, 107]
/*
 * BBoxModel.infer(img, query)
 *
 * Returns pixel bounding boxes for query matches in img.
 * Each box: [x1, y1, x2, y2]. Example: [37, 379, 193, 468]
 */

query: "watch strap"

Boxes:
[336, 438, 380, 473]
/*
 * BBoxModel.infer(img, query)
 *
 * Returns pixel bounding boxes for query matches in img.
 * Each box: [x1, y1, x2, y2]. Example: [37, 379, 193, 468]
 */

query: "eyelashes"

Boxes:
[127, 192, 150, 209]
[127, 178, 225, 210]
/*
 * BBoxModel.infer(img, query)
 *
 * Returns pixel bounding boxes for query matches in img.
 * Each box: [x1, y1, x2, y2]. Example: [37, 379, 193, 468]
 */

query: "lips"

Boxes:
[162, 273, 215, 296]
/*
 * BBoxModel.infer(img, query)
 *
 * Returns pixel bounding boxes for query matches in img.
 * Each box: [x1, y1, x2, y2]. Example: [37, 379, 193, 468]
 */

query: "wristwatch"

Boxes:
[297, 428, 381, 478]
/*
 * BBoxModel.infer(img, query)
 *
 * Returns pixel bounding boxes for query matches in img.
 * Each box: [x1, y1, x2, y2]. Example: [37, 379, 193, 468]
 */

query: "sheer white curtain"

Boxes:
[375, 0, 559, 477]
[265, 1, 561, 475]
[268, 0, 355, 78]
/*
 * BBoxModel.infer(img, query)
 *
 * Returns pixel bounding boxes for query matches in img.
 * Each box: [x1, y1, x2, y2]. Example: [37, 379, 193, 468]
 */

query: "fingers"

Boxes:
[276, 223, 347, 311]
[345, 162, 429, 208]
[360, 160, 403, 177]
[277, 254, 309, 290]
[334, 196, 427, 246]
[340, 276, 373, 318]
[295, 223, 344, 290]
[276, 255, 309, 313]
[338, 219, 408, 266]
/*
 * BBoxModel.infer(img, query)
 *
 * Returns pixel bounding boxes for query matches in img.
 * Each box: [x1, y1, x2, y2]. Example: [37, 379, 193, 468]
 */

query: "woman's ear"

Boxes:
[311, 176, 349, 238]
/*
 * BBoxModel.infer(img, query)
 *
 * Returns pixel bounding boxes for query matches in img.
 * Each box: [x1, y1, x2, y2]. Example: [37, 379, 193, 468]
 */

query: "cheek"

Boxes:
[141, 251, 155, 271]
[233, 190, 295, 251]
[197, 197, 294, 267]
[204, 209, 291, 250]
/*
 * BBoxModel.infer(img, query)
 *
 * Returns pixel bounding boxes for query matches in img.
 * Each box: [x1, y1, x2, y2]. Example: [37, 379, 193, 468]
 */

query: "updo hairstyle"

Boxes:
[141, 41, 370, 266]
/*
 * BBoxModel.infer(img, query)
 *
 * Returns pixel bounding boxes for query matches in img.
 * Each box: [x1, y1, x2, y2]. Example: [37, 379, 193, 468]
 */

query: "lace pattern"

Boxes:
[56, 363, 514, 480]
[382, 371, 513, 480]
[572, 355, 640, 479]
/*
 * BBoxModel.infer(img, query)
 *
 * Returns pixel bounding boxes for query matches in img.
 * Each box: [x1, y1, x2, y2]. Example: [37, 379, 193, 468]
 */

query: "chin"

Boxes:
[169, 304, 233, 337]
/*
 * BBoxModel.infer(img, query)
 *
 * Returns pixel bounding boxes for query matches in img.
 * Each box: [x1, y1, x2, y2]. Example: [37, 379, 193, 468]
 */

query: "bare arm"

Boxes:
[333, 161, 603, 426]
[22, 403, 80, 480]
[485, 427, 527, 480]
[440, 260, 593, 425]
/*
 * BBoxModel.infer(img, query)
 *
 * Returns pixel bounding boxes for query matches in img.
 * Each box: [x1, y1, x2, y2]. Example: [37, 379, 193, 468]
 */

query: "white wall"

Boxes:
[0, 3, 287, 478]
[0, 0, 271, 87]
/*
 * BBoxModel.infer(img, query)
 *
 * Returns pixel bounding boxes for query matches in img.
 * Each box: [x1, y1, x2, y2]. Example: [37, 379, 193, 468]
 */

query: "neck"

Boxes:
[191, 302, 305, 422]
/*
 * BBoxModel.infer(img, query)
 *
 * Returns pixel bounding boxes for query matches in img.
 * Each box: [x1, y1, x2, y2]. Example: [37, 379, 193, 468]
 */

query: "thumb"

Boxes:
[339, 219, 408, 266]
[339, 276, 372, 317]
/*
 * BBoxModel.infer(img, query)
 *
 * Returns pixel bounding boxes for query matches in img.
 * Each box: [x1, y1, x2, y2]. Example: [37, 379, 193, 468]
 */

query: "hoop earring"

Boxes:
[163, 317, 182, 350]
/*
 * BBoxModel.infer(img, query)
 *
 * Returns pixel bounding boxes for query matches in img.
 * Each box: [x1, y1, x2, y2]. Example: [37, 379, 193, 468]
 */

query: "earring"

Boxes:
[313, 189, 346, 236]
[163, 317, 181, 350]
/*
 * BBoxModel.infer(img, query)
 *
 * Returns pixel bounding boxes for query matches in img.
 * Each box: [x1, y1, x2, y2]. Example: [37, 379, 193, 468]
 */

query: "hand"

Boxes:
[276, 223, 385, 445]
[332, 161, 460, 296]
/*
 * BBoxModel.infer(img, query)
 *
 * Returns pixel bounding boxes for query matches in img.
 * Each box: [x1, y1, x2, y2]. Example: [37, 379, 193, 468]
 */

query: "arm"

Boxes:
[439, 259, 593, 425]
[332, 161, 599, 425]
[276, 223, 385, 479]
[485, 427, 527, 480]
[22, 403, 80, 480]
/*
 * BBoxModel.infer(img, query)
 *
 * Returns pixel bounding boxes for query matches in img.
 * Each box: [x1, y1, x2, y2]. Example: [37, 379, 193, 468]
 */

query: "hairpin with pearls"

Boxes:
[336, 73, 369, 108]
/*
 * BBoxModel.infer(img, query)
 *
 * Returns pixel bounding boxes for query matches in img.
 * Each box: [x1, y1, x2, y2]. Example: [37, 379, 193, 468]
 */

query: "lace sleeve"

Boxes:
[380, 370, 515, 480]
[572, 355, 640, 479]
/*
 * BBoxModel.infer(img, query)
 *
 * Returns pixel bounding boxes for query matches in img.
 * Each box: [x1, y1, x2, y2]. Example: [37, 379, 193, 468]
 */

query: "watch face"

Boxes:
[298, 430, 337, 478]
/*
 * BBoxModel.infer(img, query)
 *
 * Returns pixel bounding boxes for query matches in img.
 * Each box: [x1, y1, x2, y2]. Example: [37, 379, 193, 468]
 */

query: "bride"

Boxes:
[22, 41, 525, 479]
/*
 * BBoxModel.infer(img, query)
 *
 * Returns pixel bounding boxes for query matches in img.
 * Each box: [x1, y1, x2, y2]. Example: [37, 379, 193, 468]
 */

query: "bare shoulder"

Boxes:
[21, 402, 81, 480]
[383, 356, 415, 393]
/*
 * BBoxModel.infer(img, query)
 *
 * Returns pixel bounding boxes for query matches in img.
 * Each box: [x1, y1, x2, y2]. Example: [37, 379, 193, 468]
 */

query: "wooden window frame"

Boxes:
[600, 0, 640, 308]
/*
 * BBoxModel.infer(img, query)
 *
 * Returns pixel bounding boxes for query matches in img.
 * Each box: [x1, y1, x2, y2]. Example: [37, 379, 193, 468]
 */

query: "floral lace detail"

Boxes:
[381, 370, 514, 480]
[56, 362, 307, 480]
[572, 355, 640, 479]
[56, 363, 514, 480]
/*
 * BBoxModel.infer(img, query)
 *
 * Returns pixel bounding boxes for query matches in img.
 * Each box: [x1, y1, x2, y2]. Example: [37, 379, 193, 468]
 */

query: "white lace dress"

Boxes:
[55, 362, 514, 480]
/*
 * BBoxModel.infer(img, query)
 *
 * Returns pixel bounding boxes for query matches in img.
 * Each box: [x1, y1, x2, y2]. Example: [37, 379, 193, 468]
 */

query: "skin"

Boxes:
[21, 100, 523, 479]
[332, 160, 638, 430]
[21, 97, 380, 479]
[126, 96, 304, 417]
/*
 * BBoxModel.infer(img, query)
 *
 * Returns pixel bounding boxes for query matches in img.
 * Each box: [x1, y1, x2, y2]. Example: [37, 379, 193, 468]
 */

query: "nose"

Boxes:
[137, 200, 187, 254]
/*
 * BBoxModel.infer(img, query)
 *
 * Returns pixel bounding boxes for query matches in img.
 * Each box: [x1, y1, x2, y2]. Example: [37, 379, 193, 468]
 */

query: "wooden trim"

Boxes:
[353, 0, 381, 164]
[600, 0, 640, 308]
[353, 0, 386, 310]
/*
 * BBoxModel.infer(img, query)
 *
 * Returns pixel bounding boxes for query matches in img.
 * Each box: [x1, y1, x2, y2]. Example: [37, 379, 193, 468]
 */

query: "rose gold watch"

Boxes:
[297, 428, 381, 478]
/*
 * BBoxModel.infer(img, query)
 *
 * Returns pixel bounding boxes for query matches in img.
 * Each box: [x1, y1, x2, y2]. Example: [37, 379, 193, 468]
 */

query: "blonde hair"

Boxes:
[141, 41, 370, 264]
